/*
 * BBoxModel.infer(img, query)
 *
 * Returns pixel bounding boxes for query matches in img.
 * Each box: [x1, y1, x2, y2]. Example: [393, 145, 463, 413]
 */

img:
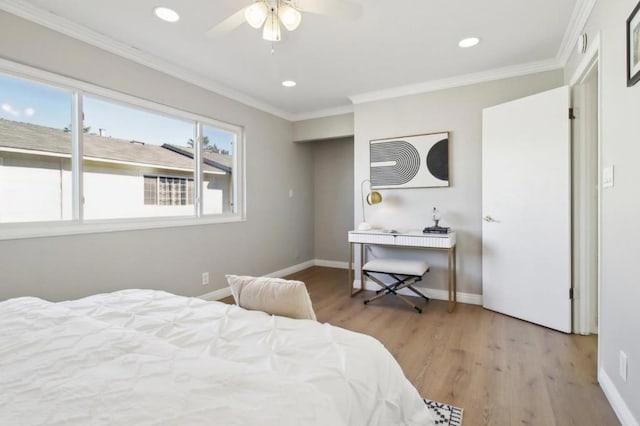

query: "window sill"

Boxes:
[0, 214, 246, 241]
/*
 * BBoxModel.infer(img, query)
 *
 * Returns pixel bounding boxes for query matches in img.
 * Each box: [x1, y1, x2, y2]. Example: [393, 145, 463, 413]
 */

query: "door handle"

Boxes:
[483, 215, 498, 223]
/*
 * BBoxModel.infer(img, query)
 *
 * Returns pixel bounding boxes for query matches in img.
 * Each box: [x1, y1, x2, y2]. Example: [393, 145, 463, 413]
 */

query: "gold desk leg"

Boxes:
[349, 241, 363, 297]
[447, 246, 456, 313]
[348, 241, 353, 296]
[453, 246, 457, 305]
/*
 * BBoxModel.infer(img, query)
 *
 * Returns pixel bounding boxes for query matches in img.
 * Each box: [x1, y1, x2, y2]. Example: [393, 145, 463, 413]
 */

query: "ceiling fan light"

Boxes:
[154, 7, 180, 23]
[262, 11, 281, 41]
[458, 37, 480, 48]
[245, 1, 268, 29]
[278, 4, 302, 31]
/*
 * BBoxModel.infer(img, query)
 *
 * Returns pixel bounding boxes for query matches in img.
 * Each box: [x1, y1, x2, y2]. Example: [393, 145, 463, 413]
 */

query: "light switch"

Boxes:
[603, 166, 614, 188]
[620, 351, 628, 382]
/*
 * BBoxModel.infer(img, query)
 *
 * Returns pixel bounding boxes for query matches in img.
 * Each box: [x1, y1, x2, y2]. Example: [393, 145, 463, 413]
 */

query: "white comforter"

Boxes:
[0, 290, 434, 425]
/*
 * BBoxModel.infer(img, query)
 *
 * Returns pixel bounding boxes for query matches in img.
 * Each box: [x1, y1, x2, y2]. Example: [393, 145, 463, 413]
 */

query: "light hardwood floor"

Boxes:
[234, 266, 619, 426]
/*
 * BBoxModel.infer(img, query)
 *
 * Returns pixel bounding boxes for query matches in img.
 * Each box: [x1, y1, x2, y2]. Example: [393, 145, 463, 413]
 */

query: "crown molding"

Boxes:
[0, 0, 294, 121]
[290, 104, 354, 122]
[556, 0, 597, 66]
[348, 58, 562, 105]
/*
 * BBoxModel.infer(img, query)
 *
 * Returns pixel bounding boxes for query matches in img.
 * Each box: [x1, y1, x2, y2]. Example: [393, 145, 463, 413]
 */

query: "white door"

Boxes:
[482, 86, 572, 333]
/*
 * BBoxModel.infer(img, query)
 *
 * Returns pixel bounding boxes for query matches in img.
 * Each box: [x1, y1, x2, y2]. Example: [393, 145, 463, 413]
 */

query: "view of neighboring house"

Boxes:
[162, 144, 234, 213]
[0, 118, 232, 222]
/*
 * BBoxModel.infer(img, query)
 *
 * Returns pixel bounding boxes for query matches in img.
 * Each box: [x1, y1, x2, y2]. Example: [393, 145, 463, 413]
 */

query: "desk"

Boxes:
[348, 230, 457, 313]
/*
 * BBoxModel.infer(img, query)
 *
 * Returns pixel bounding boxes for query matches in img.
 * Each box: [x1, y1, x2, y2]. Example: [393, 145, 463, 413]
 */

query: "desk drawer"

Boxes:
[349, 233, 396, 245]
[395, 235, 454, 248]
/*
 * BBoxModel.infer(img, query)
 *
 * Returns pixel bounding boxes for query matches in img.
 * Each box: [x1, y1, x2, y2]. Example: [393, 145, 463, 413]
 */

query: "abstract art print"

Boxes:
[369, 132, 449, 189]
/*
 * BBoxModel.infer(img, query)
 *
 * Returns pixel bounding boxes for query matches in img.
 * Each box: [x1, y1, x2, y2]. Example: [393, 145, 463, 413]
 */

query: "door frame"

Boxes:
[569, 33, 602, 340]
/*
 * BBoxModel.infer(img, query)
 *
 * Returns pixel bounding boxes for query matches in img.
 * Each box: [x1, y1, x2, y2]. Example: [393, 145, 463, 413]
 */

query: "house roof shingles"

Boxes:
[0, 119, 230, 175]
[162, 144, 233, 173]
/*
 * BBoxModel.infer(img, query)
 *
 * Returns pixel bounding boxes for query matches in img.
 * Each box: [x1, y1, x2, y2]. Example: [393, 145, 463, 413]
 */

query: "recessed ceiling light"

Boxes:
[154, 7, 180, 23]
[282, 80, 297, 87]
[458, 37, 480, 48]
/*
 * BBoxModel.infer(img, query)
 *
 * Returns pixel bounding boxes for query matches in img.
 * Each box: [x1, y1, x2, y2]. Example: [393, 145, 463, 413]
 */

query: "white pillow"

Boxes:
[225, 275, 317, 321]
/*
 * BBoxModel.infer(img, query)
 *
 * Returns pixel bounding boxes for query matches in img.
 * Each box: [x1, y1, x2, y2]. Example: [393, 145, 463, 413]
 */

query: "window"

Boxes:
[202, 124, 235, 215]
[0, 63, 244, 237]
[144, 176, 158, 205]
[82, 95, 195, 220]
[144, 175, 194, 206]
[0, 74, 72, 223]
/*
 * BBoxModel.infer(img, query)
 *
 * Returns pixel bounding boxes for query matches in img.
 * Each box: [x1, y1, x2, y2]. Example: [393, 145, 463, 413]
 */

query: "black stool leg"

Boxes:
[362, 273, 425, 313]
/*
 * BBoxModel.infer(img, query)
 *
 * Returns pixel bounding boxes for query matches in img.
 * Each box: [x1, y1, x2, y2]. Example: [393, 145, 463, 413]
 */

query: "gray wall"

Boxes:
[311, 137, 354, 262]
[0, 11, 314, 301]
[354, 70, 564, 295]
[565, 0, 640, 419]
[293, 113, 354, 142]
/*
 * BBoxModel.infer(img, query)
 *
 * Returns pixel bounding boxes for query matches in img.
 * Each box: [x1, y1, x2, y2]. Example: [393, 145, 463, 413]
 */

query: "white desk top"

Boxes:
[348, 229, 456, 248]
[349, 229, 454, 237]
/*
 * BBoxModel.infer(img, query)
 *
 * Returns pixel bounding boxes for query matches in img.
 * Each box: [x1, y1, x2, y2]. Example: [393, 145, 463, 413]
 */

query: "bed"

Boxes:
[0, 289, 435, 425]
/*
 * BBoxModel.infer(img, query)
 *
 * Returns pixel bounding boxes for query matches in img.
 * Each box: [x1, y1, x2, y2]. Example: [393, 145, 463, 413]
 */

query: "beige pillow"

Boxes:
[226, 275, 317, 321]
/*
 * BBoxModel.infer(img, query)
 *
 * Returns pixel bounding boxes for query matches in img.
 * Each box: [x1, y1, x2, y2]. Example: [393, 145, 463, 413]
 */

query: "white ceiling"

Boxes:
[6, 0, 580, 119]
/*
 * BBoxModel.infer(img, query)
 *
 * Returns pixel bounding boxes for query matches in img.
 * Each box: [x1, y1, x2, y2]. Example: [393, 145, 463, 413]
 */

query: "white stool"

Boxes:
[362, 258, 430, 313]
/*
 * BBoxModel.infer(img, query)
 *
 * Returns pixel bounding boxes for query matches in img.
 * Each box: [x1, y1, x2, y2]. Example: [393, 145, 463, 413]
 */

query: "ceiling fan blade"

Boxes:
[205, 8, 247, 38]
[295, 0, 362, 19]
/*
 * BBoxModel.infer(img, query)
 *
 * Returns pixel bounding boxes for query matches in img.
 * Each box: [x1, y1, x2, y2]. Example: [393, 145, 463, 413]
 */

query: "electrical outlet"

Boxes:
[620, 351, 628, 382]
[202, 272, 209, 286]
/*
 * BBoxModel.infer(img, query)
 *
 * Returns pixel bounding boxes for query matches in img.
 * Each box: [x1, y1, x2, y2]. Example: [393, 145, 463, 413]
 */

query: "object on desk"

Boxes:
[432, 207, 441, 228]
[423, 207, 450, 234]
[379, 229, 400, 234]
[358, 179, 383, 231]
[423, 226, 450, 234]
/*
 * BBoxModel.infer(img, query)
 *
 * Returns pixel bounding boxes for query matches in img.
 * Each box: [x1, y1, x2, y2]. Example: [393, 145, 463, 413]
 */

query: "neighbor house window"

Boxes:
[144, 175, 194, 206]
[0, 63, 244, 238]
[144, 176, 158, 205]
[0, 74, 73, 223]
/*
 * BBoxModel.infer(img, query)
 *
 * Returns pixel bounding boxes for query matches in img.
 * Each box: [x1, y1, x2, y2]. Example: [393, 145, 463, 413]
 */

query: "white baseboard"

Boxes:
[199, 287, 232, 301]
[264, 260, 316, 278]
[598, 368, 639, 426]
[353, 279, 482, 306]
[198, 260, 315, 301]
[314, 259, 349, 269]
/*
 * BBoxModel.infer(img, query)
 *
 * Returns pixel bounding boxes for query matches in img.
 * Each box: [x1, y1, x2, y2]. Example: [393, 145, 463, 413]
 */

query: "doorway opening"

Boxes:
[571, 37, 600, 338]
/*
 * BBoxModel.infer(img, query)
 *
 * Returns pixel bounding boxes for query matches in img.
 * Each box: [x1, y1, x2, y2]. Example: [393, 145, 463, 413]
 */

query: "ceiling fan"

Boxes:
[206, 0, 362, 41]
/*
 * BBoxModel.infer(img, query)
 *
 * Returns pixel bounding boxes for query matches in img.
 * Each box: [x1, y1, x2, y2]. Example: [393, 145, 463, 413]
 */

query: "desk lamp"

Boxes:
[358, 179, 382, 230]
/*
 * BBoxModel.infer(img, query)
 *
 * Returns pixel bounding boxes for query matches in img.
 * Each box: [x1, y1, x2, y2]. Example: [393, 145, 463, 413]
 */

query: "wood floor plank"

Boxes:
[221, 266, 620, 425]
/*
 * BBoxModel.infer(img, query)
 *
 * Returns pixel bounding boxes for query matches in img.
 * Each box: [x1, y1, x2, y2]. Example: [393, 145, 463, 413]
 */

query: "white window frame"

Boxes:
[0, 58, 246, 241]
[198, 120, 242, 216]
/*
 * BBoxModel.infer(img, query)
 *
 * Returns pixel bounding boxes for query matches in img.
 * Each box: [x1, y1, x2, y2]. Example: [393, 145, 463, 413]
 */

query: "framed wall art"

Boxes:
[627, 0, 640, 86]
[369, 132, 449, 189]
